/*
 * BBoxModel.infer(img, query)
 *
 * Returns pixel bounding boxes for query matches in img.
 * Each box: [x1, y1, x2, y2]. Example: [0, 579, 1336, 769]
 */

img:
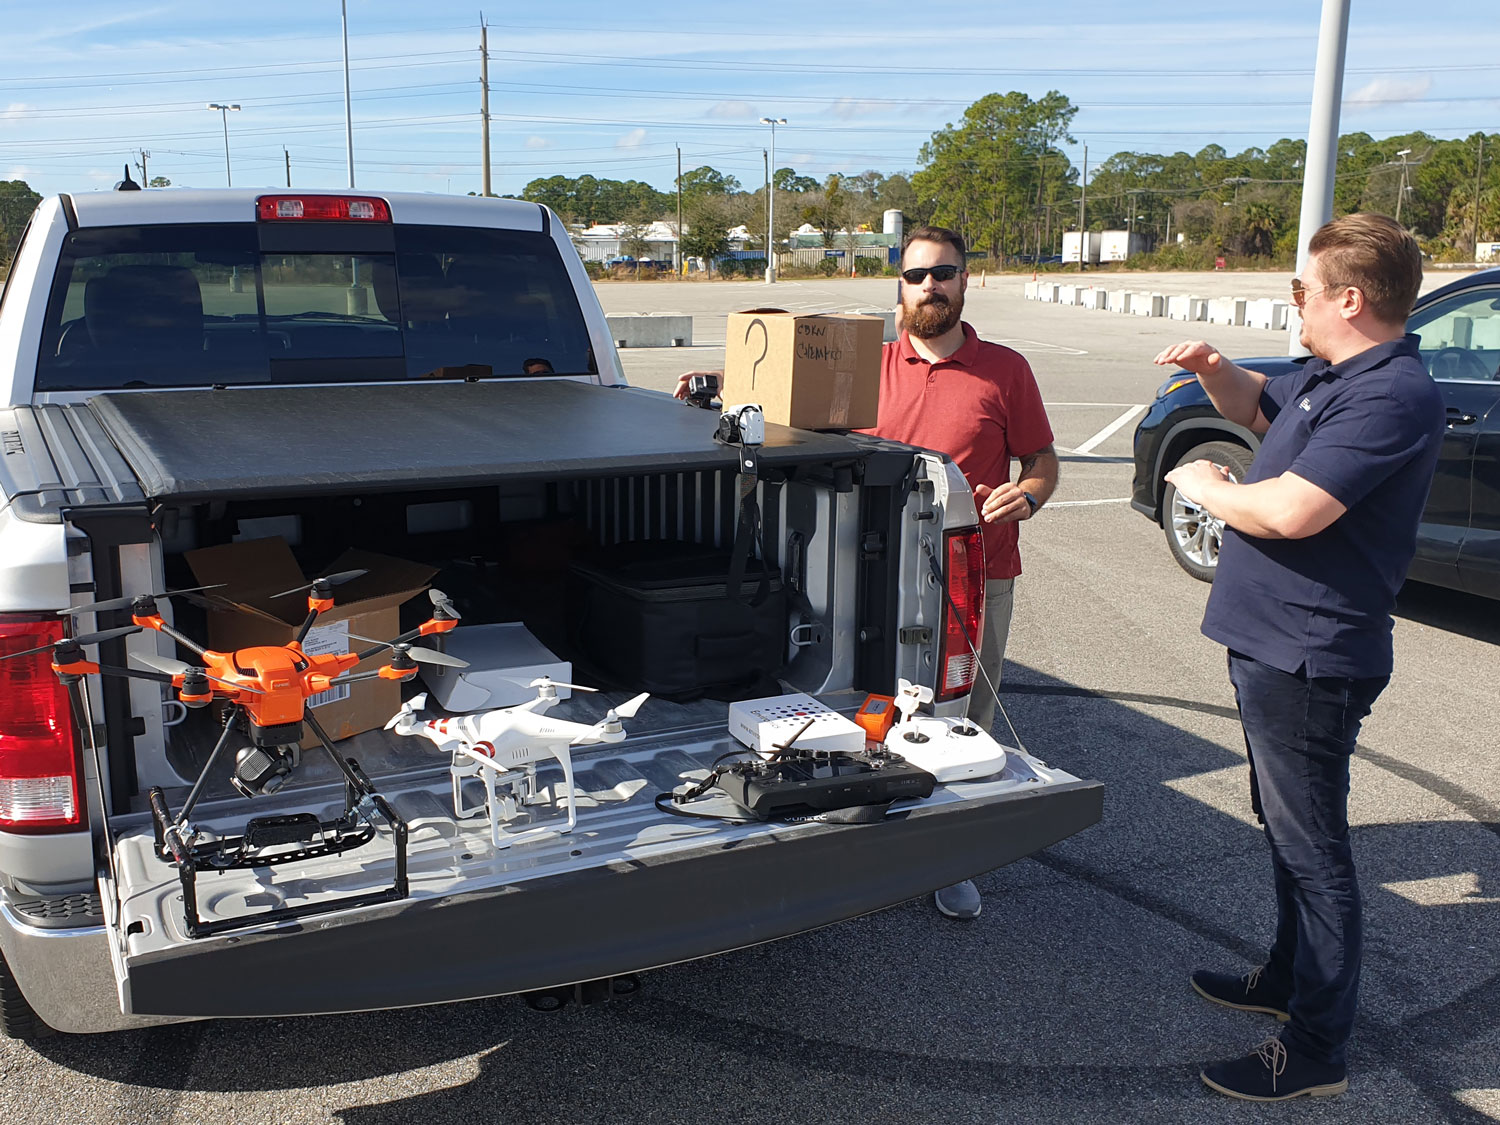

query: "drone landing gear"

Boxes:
[523, 974, 640, 1012]
[451, 750, 578, 850]
[147, 708, 409, 939]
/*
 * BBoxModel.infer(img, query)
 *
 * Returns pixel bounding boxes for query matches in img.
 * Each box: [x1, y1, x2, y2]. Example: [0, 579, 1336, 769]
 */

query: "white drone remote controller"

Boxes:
[884, 678, 1009, 783]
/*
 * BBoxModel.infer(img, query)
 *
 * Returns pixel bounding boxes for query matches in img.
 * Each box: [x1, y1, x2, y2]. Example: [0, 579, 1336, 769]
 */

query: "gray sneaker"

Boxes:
[934, 879, 981, 919]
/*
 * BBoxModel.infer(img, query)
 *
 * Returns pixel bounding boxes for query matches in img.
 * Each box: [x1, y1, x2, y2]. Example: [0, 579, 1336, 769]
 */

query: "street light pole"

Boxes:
[760, 117, 786, 283]
[1288, 0, 1351, 355]
[206, 103, 241, 186]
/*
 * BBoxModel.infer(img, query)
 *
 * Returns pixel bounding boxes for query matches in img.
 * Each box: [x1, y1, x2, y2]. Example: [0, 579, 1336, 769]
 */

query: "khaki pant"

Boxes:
[966, 578, 1015, 733]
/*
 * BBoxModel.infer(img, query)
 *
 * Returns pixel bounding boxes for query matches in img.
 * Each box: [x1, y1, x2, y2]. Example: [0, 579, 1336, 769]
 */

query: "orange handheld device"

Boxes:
[855, 693, 897, 742]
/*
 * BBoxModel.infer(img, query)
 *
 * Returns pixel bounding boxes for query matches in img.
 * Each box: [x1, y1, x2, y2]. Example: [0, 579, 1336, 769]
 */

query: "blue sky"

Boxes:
[4, 1, 1499, 201]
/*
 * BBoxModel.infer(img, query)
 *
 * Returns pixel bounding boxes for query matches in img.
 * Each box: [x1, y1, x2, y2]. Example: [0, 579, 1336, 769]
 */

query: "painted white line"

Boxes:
[1074, 404, 1147, 455]
[992, 337, 1089, 356]
[1046, 497, 1134, 508]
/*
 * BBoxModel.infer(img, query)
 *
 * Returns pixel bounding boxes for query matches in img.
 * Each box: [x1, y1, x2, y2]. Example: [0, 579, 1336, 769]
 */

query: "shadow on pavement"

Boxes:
[30, 663, 1500, 1125]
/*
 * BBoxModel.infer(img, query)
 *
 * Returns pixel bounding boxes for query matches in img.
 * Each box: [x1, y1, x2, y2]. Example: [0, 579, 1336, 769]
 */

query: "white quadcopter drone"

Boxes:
[386, 677, 649, 849]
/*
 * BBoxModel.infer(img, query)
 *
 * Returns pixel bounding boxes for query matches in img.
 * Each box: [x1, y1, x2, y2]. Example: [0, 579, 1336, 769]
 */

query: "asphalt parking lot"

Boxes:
[1, 274, 1495, 1124]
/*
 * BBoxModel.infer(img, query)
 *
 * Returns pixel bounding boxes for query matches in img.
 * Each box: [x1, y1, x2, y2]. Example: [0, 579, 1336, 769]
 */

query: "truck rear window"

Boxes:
[34, 223, 597, 391]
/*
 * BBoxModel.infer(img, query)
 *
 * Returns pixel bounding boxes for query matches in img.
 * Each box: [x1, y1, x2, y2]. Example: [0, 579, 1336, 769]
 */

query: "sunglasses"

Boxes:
[901, 265, 962, 284]
[1290, 277, 1333, 308]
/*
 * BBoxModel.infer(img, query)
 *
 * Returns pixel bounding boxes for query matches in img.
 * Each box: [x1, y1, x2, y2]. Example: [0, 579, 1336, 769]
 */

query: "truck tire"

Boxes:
[0, 948, 54, 1041]
[1162, 440, 1254, 583]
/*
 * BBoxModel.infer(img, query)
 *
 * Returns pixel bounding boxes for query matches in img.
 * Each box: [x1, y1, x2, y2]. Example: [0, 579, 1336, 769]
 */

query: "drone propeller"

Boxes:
[503, 675, 599, 693]
[1, 625, 142, 661]
[612, 692, 650, 720]
[60, 583, 227, 617]
[269, 568, 369, 600]
[427, 588, 462, 619]
[347, 633, 470, 669]
[383, 693, 429, 730]
[128, 651, 265, 693]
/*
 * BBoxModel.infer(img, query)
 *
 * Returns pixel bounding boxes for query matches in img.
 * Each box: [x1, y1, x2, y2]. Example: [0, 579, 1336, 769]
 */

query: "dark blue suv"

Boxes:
[1132, 268, 1500, 599]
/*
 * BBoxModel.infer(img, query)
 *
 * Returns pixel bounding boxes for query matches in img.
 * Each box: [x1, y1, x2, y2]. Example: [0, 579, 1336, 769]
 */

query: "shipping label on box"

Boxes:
[722, 309, 883, 431]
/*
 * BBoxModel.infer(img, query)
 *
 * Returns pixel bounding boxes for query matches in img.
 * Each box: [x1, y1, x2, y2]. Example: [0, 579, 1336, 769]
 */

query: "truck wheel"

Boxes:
[0, 948, 54, 1041]
[1162, 440, 1253, 583]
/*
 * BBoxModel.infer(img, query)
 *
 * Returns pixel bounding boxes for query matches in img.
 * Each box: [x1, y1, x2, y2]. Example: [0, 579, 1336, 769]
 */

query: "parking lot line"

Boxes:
[1047, 497, 1133, 508]
[1074, 405, 1147, 455]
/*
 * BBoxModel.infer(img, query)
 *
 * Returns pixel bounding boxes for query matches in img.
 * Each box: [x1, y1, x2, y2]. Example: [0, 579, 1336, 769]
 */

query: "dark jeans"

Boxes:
[1226, 651, 1389, 1067]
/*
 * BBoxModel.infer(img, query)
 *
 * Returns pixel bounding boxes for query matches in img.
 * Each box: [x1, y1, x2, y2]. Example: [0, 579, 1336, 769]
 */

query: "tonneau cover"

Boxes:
[6, 381, 871, 519]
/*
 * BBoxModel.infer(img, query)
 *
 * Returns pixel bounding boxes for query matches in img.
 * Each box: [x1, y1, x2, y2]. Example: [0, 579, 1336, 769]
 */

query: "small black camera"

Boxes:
[685, 373, 720, 409]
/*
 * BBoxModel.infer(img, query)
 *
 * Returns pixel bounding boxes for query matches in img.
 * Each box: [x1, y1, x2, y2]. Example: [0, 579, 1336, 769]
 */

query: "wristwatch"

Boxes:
[1022, 491, 1040, 515]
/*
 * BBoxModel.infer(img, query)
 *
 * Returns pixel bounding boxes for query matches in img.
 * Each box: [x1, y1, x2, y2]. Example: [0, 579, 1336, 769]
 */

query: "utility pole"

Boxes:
[1288, 0, 1350, 355]
[135, 149, 150, 185]
[284, 147, 292, 187]
[1077, 143, 1087, 271]
[1470, 136, 1482, 262]
[480, 18, 493, 197]
[341, 0, 355, 187]
[1394, 148, 1412, 224]
[676, 144, 683, 275]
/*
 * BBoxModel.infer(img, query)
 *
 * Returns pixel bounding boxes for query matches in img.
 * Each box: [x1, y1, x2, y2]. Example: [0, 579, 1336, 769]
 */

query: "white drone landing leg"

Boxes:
[456, 745, 578, 850]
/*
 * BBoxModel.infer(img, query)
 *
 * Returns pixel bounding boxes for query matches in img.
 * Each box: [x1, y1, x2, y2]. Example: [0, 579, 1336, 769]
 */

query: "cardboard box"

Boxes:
[418, 622, 571, 712]
[184, 538, 437, 747]
[722, 309, 883, 431]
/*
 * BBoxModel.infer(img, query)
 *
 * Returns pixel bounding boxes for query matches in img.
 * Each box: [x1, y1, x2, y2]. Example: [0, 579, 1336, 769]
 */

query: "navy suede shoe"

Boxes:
[1201, 1036, 1348, 1101]
[1191, 965, 1290, 1021]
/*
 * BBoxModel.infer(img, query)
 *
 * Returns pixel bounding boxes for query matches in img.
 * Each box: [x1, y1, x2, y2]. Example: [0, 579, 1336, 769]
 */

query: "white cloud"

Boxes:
[524, 136, 552, 150]
[1345, 76, 1433, 108]
[3, 103, 31, 122]
[706, 101, 755, 120]
[616, 128, 647, 149]
[831, 98, 888, 121]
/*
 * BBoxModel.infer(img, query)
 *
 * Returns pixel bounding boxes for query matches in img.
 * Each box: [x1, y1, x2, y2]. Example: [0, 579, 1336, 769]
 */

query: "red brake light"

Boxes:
[936, 528, 986, 703]
[0, 615, 85, 832]
[255, 195, 391, 222]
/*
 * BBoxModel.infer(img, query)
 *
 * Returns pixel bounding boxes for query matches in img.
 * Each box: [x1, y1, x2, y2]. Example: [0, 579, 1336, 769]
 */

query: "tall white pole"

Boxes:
[342, 0, 355, 188]
[761, 117, 785, 283]
[1288, 0, 1350, 354]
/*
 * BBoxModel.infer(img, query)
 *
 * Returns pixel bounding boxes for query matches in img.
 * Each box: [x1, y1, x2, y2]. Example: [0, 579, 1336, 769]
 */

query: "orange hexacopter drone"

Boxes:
[5, 571, 465, 937]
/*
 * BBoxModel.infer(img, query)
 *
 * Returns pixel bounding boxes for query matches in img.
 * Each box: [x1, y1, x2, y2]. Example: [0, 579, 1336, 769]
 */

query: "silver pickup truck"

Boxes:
[0, 187, 1101, 1037]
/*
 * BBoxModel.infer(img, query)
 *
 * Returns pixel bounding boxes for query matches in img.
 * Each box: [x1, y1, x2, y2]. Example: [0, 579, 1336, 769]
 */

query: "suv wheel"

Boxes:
[1162, 440, 1253, 582]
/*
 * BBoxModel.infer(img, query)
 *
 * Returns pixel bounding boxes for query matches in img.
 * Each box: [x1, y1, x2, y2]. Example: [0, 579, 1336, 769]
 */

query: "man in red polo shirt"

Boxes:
[869, 226, 1058, 918]
[676, 225, 1058, 920]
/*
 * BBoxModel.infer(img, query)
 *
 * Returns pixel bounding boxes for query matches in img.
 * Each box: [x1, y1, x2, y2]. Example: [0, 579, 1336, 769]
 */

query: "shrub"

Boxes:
[583, 260, 606, 280]
[853, 256, 883, 276]
[816, 256, 839, 276]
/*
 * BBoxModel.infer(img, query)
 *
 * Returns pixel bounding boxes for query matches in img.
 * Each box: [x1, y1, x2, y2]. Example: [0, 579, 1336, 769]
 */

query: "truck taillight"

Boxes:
[0, 615, 85, 833]
[255, 195, 391, 222]
[936, 528, 986, 703]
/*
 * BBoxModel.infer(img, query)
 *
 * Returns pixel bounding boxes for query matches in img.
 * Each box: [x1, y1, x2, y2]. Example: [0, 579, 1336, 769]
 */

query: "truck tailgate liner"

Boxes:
[120, 777, 1103, 1017]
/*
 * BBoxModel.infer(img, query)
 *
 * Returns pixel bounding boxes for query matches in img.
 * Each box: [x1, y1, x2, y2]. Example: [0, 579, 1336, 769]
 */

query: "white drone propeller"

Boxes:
[894, 677, 934, 726]
[383, 692, 429, 730]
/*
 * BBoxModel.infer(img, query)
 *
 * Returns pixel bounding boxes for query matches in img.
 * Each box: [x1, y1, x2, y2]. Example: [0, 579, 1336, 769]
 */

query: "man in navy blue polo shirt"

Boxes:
[1154, 213, 1444, 1102]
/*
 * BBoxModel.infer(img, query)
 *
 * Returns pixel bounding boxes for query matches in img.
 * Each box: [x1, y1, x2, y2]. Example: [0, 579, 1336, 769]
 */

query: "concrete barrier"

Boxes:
[1080, 287, 1107, 310]
[1131, 292, 1164, 317]
[1024, 281, 1040, 300]
[1206, 297, 1247, 327]
[853, 307, 899, 343]
[1057, 284, 1077, 306]
[1242, 298, 1289, 330]
[1038, 283, 1059, 303]
[1167, 295, 1208, 322]
[606, 314, 693, 348]
[1108, 290, 1132, 315]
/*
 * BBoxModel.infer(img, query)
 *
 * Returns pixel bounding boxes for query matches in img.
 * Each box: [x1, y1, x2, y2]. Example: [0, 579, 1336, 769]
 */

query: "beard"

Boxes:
[904, 291, 963, 339]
